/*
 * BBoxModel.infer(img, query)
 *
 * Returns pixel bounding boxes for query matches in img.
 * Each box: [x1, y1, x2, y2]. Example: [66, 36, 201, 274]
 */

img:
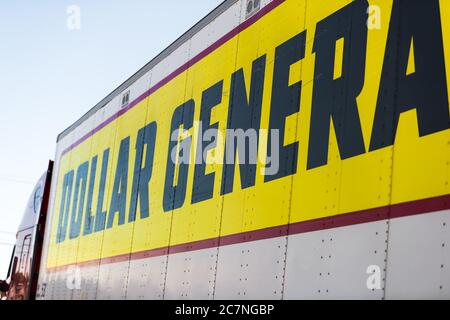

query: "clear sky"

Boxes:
[0, 0, 223, 279]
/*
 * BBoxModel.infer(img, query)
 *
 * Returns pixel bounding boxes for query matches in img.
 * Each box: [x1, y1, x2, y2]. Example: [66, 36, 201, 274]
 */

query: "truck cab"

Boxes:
[1, 161, 53, 300]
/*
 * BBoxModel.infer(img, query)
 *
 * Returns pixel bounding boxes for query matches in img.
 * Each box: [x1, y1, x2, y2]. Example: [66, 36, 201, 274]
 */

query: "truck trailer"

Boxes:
[2, 0, 450, 300]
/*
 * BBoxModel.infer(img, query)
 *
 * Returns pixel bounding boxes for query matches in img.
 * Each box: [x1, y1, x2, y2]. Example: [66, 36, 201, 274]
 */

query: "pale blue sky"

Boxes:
[0, 0, 223, 278]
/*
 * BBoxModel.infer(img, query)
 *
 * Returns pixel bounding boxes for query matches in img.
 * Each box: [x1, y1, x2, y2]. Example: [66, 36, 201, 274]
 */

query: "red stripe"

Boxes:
[46, 193, 450, 273]
[61, 0, 286, 157]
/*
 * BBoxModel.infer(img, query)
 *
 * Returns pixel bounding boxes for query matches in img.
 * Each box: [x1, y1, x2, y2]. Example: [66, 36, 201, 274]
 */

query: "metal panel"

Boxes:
[110, 70, 153, 300]
[214, 237, 286, 299]
[70, 110, 105, 300]
[163, 0, 245, 302]
[385, 210, 450, 299]
[284, 221, 388, 299]
[96, 261, 130, 300]
[81, 98, 122, 300]
[126, 256, 167, 300]
[149, 41, 191, 87]
[65, 115, 97, 300]
[96, 81, 148, 299]
[138, 25, 193, 300]
[287, 0, 394, 300]
[46, 130, 77, 300]
[73, 265, 99, 300]
[213, 0, 305, 300]
[165, 248, 218, 300]
[124, 89, 169, 300]
[128, 71, 152, 103]
[49, 270, 70, 300]
[190, 0, 242, 56]
[101, 94, 122, 123]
